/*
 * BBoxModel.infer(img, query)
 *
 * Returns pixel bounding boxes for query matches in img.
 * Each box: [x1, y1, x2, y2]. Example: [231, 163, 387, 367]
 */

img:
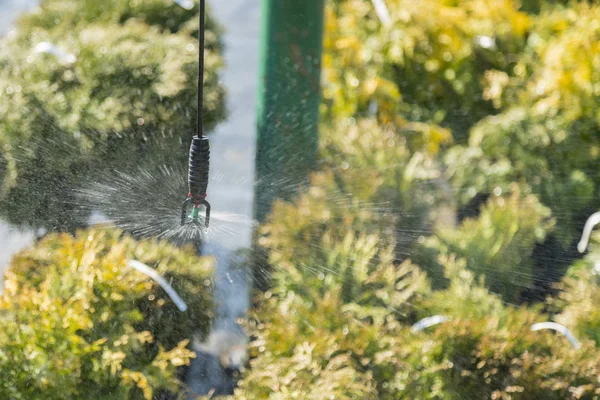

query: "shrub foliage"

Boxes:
[237, 0, 600, 398]
[1, 228, 213, 399]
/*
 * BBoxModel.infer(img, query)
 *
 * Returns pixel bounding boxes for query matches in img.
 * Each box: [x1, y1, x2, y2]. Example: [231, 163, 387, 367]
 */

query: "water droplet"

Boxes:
[137, 118, 145, 126]
[493, 187, 502, 196]
[474, 35, 496, 49]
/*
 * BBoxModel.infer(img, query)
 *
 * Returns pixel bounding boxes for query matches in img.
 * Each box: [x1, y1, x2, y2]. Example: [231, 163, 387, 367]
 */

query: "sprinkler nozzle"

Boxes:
[181, 196, 211, 227]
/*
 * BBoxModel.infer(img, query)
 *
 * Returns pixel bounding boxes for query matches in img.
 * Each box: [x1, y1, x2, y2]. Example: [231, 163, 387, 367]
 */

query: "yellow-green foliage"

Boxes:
[261, 119, 436, 284]
[319, 118, 451, 255]
[415, 188, 554, 301]
[404, 259, 600, 399]
[322, 0, 530, 140]
[0, 228, 213, 399]
[324, 0, 600, 255]
[16, 0, 223, 37]
[238, 231, 428, 399]
[549, 234, 600, 347]
[447, 3, 600, 245]
[238, 0, 600, 397]
[398, 311, 600, 400]
[241, 214, 600, 398]
[0, 0, 225, 231]
[416, 255, 506, 320]
[241, 188, 600, 398]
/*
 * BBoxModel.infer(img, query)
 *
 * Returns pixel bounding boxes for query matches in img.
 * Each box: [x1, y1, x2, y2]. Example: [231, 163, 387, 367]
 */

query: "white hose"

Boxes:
[411, 315, 449, 332]
[578, 211, 600, 253]
[530, 322, 580, 349]
[174, 0, 194, 10]
[127, 260, 188, 312]
[33, 42, 76, 64]
[371, 0, 392, 27]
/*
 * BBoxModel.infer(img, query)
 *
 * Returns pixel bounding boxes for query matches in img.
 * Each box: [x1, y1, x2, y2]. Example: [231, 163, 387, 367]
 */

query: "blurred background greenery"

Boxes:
[0, 0, 225, 232]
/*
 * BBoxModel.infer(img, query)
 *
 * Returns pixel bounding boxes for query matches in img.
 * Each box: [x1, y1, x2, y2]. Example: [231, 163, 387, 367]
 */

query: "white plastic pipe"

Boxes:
[530, 322, 580, 349]
[411, 315, 449, 332]
[473, 35, 496, 50]
[127, 260, 188, 312]
[33, 42, 76, 64]
[578, 211, 600, 253]
[371, 0, 392, 27]
[174, 0, 194, 10]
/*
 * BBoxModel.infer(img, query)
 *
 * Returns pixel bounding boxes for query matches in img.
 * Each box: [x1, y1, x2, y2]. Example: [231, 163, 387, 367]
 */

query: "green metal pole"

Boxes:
[254, 0, 325, 223]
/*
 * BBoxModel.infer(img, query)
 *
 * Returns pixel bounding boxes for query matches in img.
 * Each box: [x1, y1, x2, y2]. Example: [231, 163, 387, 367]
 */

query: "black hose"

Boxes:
[197, 0, 205, 136]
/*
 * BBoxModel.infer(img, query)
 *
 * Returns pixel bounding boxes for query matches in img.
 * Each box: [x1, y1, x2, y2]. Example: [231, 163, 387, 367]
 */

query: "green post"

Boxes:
[254, 0, 325, 223]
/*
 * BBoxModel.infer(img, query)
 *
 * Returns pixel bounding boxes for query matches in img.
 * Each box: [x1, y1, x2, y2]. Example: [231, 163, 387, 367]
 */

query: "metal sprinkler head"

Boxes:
[181, 197, 211, 228]
[181, 135, 211, 228]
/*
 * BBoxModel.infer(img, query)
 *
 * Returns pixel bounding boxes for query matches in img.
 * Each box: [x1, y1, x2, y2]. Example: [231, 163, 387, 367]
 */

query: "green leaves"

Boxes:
[1, 228, 213, 399]
[418, 189, 554, 302]
[239, 0, 600, 397]
[322, 0, 531, 141]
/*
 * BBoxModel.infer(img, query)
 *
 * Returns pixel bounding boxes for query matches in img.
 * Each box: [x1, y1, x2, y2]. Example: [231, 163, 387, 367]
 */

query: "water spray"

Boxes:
[181, 0, 211, 228]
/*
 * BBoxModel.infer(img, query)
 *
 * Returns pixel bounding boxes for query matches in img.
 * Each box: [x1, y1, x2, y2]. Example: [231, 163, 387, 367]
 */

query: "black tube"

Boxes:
[198, 0, 205, 136]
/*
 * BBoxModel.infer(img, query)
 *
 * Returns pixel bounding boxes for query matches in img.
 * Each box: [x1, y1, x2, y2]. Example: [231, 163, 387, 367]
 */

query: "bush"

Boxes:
[0, 0, 225, 231]
[0, 228, 214, 399]
[548, 229, 600, 347]
[238, 0, 600, 397]
[238, 230, 428, 399]
[397, 311, 600, 400]
[322, 0, 531, 141]
[240, 189, 600, 398]
[446, 2, 600, 247]
[320, 0, 600, 301]
[413, 187, 554, 301]
[240, 212, 600, 399]
[16, 0, 223, 38]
